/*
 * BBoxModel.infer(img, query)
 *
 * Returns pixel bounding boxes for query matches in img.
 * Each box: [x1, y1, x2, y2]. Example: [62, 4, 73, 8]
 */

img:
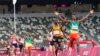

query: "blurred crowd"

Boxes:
[0, 13, 99, 49]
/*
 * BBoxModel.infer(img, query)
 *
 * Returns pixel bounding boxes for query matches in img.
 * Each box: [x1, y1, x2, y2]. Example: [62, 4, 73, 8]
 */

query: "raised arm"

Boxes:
[78, 10, 94, 22]
[54, 12, 64, 20]
[65, 19, 70, 23]
[54, 11, 70, 23]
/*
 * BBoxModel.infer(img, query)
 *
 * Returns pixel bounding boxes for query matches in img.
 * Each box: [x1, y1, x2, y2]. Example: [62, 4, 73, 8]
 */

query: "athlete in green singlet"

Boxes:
[25, 36, 33, 49]
[25, 33, 33, 56]
[54, 10, 94, 56]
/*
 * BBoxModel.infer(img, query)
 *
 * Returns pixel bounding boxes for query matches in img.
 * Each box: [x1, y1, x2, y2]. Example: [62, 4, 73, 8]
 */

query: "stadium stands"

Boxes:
[81, 15, 100, 42]
[0, 13, 99, 56]
[0, 13, 99, 46]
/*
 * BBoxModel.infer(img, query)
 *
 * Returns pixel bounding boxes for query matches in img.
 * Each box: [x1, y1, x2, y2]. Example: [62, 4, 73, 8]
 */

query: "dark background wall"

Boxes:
[0, 0, 99, 5]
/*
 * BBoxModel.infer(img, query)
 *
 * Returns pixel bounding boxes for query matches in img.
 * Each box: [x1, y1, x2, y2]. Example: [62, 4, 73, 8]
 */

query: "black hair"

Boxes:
[71, 14, 78, 20]
[54, 21, 58, 25]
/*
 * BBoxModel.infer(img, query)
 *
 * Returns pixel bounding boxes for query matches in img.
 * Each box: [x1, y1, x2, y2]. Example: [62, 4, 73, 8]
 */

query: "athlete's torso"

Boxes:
[51, 24, 63, 37]
[11, 35, 18, 44]
[25, 36, 33, 44]
[69, 20, 79, 33]
[19, 38, 25, 44]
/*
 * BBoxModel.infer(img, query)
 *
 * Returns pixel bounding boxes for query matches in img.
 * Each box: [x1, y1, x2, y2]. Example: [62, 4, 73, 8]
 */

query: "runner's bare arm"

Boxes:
[60, 25, 64, 32]
[65, 19, 70, 23]
[24, 38, 26, 47]
[54, 12, 64, 20]
[50, 24, 53, 32]
[78, 10, 94, 22]
[32, 37, 34, 44]
[54, 11, 70, 23]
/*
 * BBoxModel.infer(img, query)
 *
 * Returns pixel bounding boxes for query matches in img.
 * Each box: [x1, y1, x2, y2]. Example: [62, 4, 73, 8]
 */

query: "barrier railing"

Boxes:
[0, 40, 96, 56]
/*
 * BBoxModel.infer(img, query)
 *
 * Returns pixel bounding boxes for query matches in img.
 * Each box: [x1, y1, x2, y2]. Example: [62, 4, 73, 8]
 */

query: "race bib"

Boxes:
[60, 32, 63, 35]
[47, 37, 53, 41]
[12, 41, 17, 44]
[72, 25, 78, 29]
[53, 31, 60, 35]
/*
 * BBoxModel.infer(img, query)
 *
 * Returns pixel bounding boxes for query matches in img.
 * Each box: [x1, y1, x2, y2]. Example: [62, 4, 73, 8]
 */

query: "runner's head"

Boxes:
[54, 19, 59, 25]
[22, 35, 25, 38]
[54, 21, 58, 25]
[72, 14, 77, 20]
[27, 32, 32, 37]
[11, 33, 17, 39]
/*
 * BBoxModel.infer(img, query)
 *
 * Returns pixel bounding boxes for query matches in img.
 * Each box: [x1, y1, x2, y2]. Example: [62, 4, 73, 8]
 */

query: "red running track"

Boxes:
[0, 46, 100, 56]
[0, 40, 99, 56]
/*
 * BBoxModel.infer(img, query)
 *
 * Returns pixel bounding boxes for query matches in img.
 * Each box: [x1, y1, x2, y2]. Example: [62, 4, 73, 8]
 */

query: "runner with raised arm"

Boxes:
[54, 10, 94, 56]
